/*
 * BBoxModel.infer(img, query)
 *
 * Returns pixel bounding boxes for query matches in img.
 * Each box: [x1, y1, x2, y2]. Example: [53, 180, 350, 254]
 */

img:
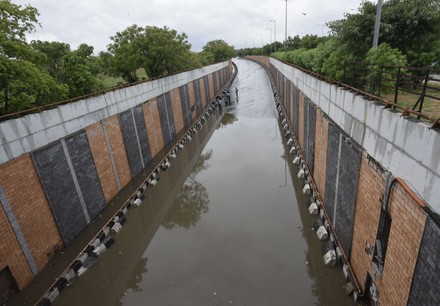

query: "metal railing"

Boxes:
[342, 62, 440, 126]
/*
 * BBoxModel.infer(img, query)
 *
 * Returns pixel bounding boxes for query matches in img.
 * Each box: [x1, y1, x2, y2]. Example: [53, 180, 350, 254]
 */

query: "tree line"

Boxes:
[238, 0, 440, 83]
[0, 0, 235, 115]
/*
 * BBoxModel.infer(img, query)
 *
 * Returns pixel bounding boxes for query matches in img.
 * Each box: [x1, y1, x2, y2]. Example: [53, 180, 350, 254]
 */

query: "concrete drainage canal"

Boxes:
[11, 59, 357, 306]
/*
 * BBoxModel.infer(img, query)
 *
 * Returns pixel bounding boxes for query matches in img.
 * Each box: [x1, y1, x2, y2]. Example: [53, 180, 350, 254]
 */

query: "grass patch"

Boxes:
[98, 68, 149, 90]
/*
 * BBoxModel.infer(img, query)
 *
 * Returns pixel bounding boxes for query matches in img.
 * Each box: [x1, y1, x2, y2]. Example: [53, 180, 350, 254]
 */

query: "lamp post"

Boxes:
[270, 19, 277, 52]
[284, 0, 288, 42]
[372, 0, 383, 48]
[267, 28, 272, 54]
[260, 34, 264, 55]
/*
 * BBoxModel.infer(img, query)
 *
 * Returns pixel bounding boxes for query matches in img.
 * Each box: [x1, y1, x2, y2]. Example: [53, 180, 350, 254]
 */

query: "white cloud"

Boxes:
[13, 0, 364, 53]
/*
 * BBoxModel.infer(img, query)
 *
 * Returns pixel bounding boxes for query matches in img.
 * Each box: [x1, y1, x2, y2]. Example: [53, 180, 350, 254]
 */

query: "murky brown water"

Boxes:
[14, 59, 357, 306]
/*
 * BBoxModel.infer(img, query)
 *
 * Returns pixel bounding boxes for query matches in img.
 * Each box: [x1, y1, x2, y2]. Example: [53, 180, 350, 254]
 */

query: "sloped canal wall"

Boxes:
[0, 61, 233, 299]
[249, 56, 440, 306]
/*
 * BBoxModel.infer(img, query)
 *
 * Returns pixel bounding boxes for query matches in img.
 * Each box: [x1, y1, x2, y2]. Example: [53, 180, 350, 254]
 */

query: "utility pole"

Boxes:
[372, 0, 383, 48]
[270, 19, 277, 53]
[285, 0, 288, 42]
[267, 28, 272, 54]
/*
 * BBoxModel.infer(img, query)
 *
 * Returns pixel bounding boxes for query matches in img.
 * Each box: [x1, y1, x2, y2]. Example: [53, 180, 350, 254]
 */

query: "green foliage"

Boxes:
[105, 25, 194, 81]
[363, 43, 407, 94]
[202, 39, 234, 63]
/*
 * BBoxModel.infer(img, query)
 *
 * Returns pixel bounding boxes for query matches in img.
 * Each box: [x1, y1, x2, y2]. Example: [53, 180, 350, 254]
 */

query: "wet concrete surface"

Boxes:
[13, 58, 356, 306]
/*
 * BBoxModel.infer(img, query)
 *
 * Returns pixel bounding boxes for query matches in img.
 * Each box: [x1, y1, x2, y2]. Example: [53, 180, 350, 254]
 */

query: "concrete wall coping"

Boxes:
[270, 58, 440, 213]
[0, 62, 228, 164]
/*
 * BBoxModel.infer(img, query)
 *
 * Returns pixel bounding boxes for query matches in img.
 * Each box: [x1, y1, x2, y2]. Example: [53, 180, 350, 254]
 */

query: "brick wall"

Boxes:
[0, 65, 230, 297]
[313, 109, 328, 198]
[86, 122, 119, 202]
[208, 74, 215, 103]
[350, 153, 385, 289]
[171, 87, 184, 135]
[103, 115, 132, 188]
[148, 98, 165, 154]
[377, 182, 427, 306]
[0, 155, 63, 288]
[0, 207, 33, 289]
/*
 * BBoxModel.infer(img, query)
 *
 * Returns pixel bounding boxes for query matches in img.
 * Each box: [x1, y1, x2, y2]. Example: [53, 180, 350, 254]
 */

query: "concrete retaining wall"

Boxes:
[254, 56, 440, 305]
[0, 61, 232, 294]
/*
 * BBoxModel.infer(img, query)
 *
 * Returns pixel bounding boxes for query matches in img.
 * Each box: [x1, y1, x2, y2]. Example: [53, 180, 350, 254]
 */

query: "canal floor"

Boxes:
[51, 58, 355, 306]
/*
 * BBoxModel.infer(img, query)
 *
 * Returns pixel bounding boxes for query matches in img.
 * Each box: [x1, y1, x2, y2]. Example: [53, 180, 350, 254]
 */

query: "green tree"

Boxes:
[30, 40, 71, 79]
[202, 39, 234, 63]
[105, 25, 194, 82]
[61, 44, 103, 97]
[0, 0, 68, 114]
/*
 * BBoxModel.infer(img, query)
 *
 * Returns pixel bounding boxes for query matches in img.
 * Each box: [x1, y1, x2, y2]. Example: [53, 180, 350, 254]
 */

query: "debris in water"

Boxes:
[305, 261, 309, 265]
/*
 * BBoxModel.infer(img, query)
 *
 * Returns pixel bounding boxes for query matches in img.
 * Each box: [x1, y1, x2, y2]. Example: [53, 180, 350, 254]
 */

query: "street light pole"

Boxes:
[260, 34, 264, 55]
[270, 19, 277, 53]
[285, 0, 288, 42]
[267, 28, 273, 54]
[372, 0, 383, 48]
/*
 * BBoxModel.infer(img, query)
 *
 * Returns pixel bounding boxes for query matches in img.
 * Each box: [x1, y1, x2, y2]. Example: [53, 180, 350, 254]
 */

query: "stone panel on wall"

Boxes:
[188, 82, 196, 120]
[305, 99, 316, 173]
[164, 92, 177, 140]
[286, 80, 291, 122]
[119, 110, 143, 177]
[171, 88, 184, 134]
[193, 79, 203, 115]
[133, 105, 152, 167]
[179, 85, 191, 127]
[203, 76, 210, 109]
[293, 87, 299, 133]
[334, 136, 361, 254]
[65, 131, 106, 220]
[408, 217, 440, 306]
[324, 124, 340, 223]
[143, 104, 160, 159]
[33, 142, 87, 244]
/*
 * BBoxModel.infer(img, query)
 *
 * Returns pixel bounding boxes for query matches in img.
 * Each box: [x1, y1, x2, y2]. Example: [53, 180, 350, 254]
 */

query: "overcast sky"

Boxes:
[13, 0, 365, 53]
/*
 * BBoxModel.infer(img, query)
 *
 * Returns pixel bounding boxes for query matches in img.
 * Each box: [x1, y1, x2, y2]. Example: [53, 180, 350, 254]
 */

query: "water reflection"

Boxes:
[217, 113, 238, 129]
[162, 150, 212, 230]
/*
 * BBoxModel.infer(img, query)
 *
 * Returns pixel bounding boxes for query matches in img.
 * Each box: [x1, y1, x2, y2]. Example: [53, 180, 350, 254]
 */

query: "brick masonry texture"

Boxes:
[0, 155, 62, 288]
[208, 74, 215, 103]
[65, 131, 106, 221]
[377, 182, 426, 306]
[0, 206, 33, 289]
[133, 105, 152, 166]
[143, 103, 160, 159]
[313, 109, 328, 198]
[408, 217, 440, 305]
[86, 122, 119, 202]
[119, 109, 144, 177]
[32, 141, 88, 245]
[350, 153, 385, 289]
[333, 137, 361, 255]
[171, 88, 184, 134]
[103, 115, 132, 188]
[148, 98, 165, 153]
